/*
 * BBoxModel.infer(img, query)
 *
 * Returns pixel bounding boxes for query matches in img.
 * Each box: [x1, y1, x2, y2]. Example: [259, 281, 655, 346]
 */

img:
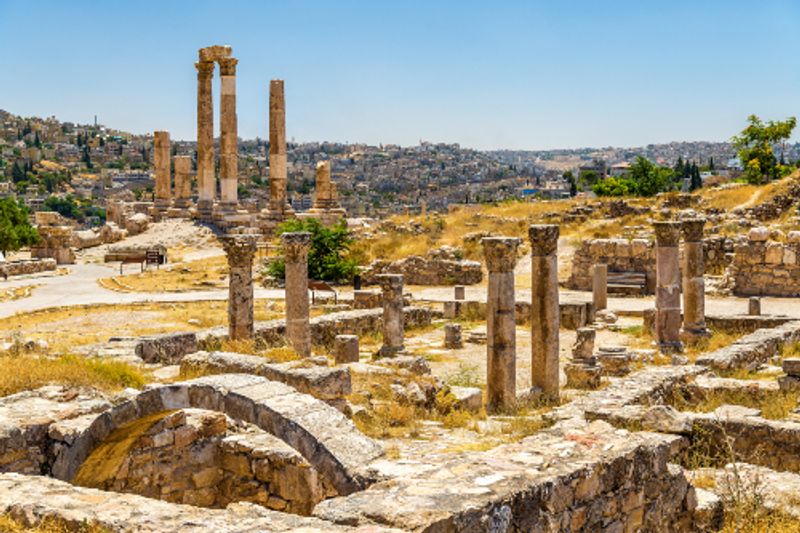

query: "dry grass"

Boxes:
[683, 330, 746, 361]
[1, 300, 285, 354]
[0, 354, 147, 396]
[671, 387, 798, 420]
[98, 254, 229, 293]
[721, 507, 800, 533]
[0, 284, 39, 303]
[699, 183, 763, 211]
[0, 515, 109, 533]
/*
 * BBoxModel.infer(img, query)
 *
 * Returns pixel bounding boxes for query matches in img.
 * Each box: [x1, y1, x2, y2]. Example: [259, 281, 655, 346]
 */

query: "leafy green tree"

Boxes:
[709, 157, 715, 172]
[44, 195, 82, 221]
[0, 197, 39, 255]
[627, 156, 675, 196]
[11, 161, 25, 183]
[592, 176, 632, 196]
[266, 218, 358, 282]
[732, 114, 797, 184]
[563, 170, 577, 197]
[579, 169, 599, 190]
[690, 162, 703, 191]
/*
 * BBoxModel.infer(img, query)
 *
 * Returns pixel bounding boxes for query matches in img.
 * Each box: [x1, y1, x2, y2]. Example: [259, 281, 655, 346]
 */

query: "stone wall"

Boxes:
[0, 258, 56, 278]
[76, 409, 335, 515]
[361, 249, 482, 286]
[725, 237, 800, 296]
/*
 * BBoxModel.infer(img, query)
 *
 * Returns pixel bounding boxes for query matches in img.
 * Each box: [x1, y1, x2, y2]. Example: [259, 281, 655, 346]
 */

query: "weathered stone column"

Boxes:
[654, 221, 683, 353]
[749, 297, 761, 316]
[173, 156, 192, 208]
[681, 218, 709, 342]
[312, 161, 333, 209]
[482, 237, 520, 413]
[281, 232, 311, 357]
[153, 131, 171, 210]
[268, 80, 293, 216]
[376, 274, 405, 358]
[592, 263, 607, 312]
[218, 57, 239, 208]
[221, 235, 257, 340]
[195, 60, 215, 216]
[530, 224, 560, 399]
[565, 327, 602, 389]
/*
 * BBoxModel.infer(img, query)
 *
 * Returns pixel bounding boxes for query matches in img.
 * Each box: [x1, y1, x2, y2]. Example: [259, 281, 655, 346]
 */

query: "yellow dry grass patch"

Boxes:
[1, 300, 285, 354]
[0, 354, 147, 397]
[98, 254, 229, 293]
[0, 284, 39, 303]
[0, 514, 109, 533]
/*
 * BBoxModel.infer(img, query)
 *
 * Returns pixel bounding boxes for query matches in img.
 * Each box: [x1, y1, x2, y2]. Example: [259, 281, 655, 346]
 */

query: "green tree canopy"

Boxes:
[732, 114, 797, 184]
[266, 218, 358, 283]
[0, 197, 39, 255]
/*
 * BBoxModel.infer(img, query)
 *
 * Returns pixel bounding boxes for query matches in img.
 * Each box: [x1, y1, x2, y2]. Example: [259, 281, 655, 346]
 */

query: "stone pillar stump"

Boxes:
[529, 225, 560, 400]
[376, 274, 405, 358]
[334, 335, 359, 364]
[681, 218, 709, 343]
[654, 221, 683, 353]
[592, 263, 607, 312]
[221, 235, 257, 341]
[281, 232, 312, 357]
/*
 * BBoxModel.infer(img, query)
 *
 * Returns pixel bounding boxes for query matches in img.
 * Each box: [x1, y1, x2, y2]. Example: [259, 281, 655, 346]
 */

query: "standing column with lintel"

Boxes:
[221, 235, 257, 340]
[530, 224, 560, 400]
[376, 274, 405, 358]
[153, 131, 171, 213]
[681, 218, 709, 343]
[195, 60, 215, 219]
[482, 237, 520, 414]
[654, 221, 683, 353]
[282, 232, 312, 357]
[218, 57, 239, 210]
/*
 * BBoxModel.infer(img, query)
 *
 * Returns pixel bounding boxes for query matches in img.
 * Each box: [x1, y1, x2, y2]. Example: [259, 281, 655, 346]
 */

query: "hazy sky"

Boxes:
[1, 0, 799, 150]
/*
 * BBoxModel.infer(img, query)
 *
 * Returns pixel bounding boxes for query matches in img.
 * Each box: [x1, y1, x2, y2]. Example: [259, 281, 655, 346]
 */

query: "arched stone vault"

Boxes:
[51, 374, 383, 496]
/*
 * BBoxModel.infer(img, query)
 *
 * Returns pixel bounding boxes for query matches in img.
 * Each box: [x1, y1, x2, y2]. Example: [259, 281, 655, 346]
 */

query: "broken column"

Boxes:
[195, 59, 215, 218]
[334, 335, 359, 364]
[267, 80, 293, 218]
[749, 297, 761, 316]
[454, 285, 465, 300]
[654, 221, 683, 353]
[153, 131, 171, 212]
[218, 57, 239, 209]
[529, 224, 560, 400]
[681, 218, 709, 343]
[565, 327, 602, 389]
[444, 323, 463, 349]
[592, 263, 607, 312]
[281, 232, 311, 357]
[172, 156, 192, 208]
[308, 161, 346, 222]
[376, 274, 405, 358]
[221, 235, 257, 340]
[482, 237, 520, 413]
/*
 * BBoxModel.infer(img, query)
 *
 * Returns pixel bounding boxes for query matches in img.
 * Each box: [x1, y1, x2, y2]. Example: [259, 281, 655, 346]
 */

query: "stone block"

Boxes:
[565, 363, 602, 390]
[444, 323, 463, 349]
[748, 227, 769, 241]
[333, 335, 359, 364]
[449, 386, 482, 413]
[783, 358, 800, 377]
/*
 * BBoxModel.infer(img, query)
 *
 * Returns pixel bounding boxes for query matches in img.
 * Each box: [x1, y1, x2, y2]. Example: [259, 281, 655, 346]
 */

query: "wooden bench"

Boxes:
[309, 280, 337, 304]
[607, 271, 647, 296]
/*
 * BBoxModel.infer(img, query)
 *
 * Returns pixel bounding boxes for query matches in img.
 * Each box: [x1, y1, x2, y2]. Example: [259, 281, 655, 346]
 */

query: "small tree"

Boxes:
[732, 114, 797, 184]
[562, 170, 577, 196]
[690, 162, 703, 191]
[0, 197, 39, 255]
[628, 156, 675, 196]
[266, 218, 358, 282]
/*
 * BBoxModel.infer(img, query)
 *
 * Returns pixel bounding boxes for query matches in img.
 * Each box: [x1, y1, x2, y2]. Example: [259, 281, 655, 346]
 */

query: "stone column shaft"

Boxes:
[268, 80, 292, 215]
[153, 131, 171, 207]
[221, 236, 257, 340]
[654, 221, 683, 352]
[219, 57, 238, 207]
[529, 225, 560, 399]
[592, 263, 607, 312]
[282, 232, 311, 357]
[173, 156, 192, 207]
[483, 237, 520, 414]
[195, 61, 215, 210]
[681, 219, 708, 341]
[377, 274, 404, 357]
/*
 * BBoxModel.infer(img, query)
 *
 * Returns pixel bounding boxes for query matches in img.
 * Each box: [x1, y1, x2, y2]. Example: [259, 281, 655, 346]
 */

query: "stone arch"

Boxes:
[51, 374, 383, 496]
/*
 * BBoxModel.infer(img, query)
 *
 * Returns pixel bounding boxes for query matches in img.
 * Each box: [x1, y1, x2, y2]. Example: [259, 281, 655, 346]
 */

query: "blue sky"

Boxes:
[1, 0, 798, 149]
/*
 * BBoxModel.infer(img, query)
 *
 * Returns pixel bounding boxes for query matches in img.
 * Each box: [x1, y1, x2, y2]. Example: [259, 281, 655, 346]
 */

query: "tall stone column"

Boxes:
[173, 155, 192, 208]
[153, 131, 171, 210]
[218, 57, 239, 208]
[592, 263, 607, 312]
[654, 221, 683, 353]
[681, 218, 709, 342]
[530, 224, 560, 399]
[221, 235, 257, 341]
[268, 80, 293, 216]
[195, 60, 215, 217]
[377, 274, 405, 358]
[281, 232, 311, 357]
[482, 237, 520, 414]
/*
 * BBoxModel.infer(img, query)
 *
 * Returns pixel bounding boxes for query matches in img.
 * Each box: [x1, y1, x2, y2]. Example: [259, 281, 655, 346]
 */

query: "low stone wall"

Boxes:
[135, 332, 199, 364]
[705, 314, 796, 334]
[361, 256, 482, 286]
[695, 320, 800, 371]
[443, 299, 593, 329]
[0, 258, 57, 278]
[75, 409, 335, 515]
[725, 238, 800, 296]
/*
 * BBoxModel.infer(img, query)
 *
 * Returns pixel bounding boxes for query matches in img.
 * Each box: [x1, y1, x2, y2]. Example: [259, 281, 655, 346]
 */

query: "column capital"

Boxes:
[376, 273, 404, 294]
[281, 232, 311, 263]
[195, 60, 215, 78]
[681, 218, 706, 242]
[528, 224, 559, 256]
[221, 235, 258, 265]
[653, 221, 681, 247]
[482, 237, 520, 272]
[218, 57, 238, 76]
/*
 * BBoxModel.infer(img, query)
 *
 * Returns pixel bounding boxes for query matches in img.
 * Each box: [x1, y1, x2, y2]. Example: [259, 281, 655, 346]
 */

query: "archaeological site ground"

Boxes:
[4, 40, 800, 533]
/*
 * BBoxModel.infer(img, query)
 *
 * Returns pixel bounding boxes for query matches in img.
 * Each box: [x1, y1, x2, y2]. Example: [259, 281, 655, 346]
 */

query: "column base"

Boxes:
[375, 345, 407, 359]
[195, 199, 214, 222]
[565, 362, 603, 390]
[657, 341, 684, 355]
[680, 327, 711, 345]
